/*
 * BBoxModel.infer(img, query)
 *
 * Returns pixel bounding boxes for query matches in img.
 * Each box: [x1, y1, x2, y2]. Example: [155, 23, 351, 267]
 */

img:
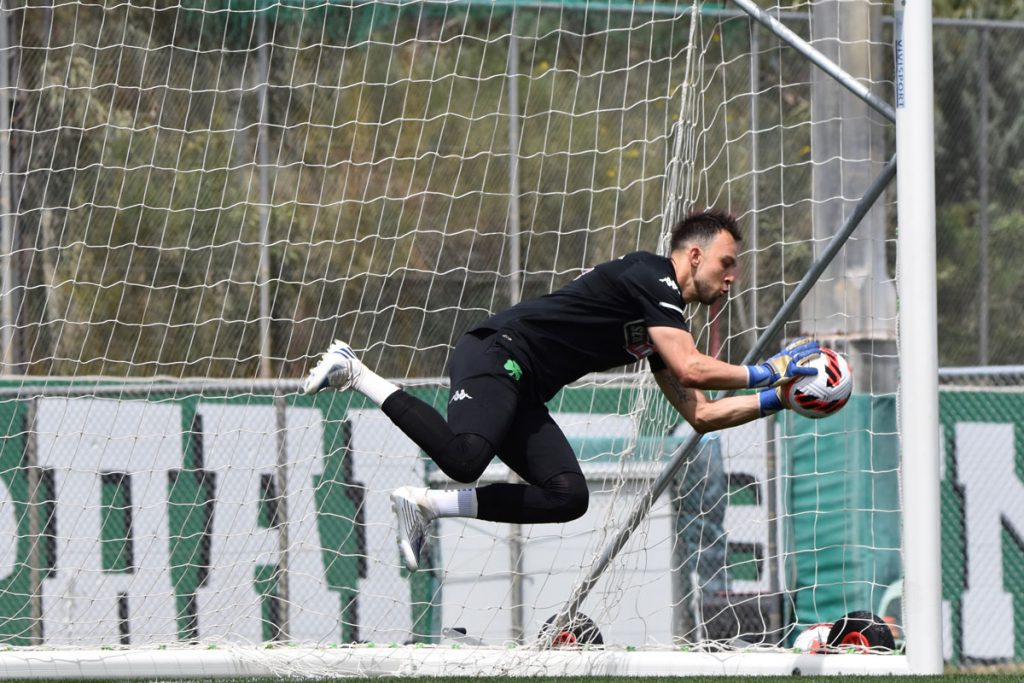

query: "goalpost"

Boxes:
[0, 0, 939, 677]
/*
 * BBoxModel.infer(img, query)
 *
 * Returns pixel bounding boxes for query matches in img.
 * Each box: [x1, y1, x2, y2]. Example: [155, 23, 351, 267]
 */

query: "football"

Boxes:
[793, 623, 833, 653]
[783, 346, 853, 419]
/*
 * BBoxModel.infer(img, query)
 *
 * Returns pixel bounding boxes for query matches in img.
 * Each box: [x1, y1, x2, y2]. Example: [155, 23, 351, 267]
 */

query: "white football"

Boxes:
[793, 623, 833, 653]
[783, 346, 853, 419]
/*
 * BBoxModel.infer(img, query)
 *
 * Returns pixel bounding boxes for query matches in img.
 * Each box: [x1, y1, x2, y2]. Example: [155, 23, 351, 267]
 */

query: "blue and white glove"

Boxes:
[758, 387, 785, 417]
[745, 337, 820, 389]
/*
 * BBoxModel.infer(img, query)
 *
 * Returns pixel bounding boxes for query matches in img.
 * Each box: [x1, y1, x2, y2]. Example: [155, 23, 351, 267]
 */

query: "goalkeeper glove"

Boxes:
[758, 387, 786, 417]
[745, 337, 820, 389]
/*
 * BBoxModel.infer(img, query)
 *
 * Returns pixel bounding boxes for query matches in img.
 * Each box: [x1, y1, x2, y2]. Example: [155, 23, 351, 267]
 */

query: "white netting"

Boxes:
[0, 0, 905, 674]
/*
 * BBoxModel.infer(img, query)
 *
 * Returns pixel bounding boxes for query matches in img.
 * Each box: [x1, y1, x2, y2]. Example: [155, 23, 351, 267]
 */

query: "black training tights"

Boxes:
[381, 390, 588, 523]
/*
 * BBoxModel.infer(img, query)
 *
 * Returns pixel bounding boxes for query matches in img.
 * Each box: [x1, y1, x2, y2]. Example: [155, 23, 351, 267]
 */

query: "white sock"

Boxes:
[353, 365, 400, 406]
[425, 488, 478, 519]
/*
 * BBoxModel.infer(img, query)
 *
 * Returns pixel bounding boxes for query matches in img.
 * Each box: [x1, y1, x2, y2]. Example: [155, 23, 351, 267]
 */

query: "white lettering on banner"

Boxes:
[284, 407, 343, 641]
[958, 422, 1023, 660]
[22, 400, 341, 646]
[939, 426, 953, 662]
[36, 398, 180, 645]
[0, 476, 18, 582]
[195, 404, 279, 643]
[348, 410, 424, 642]
[196, 405, 340, 643]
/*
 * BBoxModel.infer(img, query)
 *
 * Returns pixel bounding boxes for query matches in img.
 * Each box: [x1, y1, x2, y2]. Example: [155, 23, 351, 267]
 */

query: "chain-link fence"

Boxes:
[933, 18, 1024, 665]
[938, 367, 1024, 664]
[933, 18, 1024, 367]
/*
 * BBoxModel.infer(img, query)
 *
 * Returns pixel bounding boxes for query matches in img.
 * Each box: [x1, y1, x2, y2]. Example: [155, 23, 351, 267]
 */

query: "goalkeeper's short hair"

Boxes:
[670, 209, 742, 251]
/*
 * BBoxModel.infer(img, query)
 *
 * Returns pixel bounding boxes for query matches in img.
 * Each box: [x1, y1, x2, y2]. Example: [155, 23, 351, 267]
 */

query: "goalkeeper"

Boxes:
[303, 209, 818, 572]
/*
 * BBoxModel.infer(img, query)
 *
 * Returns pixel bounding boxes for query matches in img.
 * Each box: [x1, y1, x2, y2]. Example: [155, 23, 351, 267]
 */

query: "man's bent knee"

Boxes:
[549, 472, 589, 521]
[436, 433, 494, 483]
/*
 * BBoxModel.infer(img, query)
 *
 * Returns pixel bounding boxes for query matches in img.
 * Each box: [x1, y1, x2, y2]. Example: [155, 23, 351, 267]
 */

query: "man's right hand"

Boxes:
[746, 337, 820, 388]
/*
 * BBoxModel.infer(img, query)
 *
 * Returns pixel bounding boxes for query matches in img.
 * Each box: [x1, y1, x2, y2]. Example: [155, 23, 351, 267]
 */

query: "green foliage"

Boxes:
[932, 21, 1024, 365]
[15, 3, 746, 378]
[11, 2, 1017, 378]
[934, 0, 1024, 20]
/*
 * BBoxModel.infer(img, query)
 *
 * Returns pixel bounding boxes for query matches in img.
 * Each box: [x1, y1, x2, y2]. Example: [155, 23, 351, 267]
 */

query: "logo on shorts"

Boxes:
[450, 389, 473, 403]
[504, 359, 523, 382]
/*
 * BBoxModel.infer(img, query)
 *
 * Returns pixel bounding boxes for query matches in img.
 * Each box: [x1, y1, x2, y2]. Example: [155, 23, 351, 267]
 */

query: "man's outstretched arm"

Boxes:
[648, 326, 749, 390]
[652, 369, 762, 434]
[648, 326, 819, 391]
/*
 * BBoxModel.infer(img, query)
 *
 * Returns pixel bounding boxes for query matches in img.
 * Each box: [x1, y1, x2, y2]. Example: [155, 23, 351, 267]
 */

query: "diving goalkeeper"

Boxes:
[302, 209, 818, 572]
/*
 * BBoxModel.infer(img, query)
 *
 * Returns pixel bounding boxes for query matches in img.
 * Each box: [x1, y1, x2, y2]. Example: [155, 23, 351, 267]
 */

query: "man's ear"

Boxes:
[688, 244, 702, 268]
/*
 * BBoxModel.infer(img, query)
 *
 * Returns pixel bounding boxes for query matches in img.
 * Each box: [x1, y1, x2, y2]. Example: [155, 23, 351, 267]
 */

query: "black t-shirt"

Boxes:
[471, 251, 689, 401]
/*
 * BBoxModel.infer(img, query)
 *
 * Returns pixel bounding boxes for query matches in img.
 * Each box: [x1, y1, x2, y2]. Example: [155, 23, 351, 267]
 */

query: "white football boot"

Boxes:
[302, 340, 362, 395]
[391, 486, 434, 572]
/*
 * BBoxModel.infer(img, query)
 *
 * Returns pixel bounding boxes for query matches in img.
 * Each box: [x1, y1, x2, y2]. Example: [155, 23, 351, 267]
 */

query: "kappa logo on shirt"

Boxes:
[450, 389, 473, 403]
[659, 276, 680, 293]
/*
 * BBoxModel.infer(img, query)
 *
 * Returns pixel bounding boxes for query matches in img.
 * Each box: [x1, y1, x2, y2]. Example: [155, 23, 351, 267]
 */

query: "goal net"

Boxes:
[0, 0, 932, 676]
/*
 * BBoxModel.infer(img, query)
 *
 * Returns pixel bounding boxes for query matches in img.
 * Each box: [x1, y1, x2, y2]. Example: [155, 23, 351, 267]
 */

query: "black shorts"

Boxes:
[447, 330, 582, 484]
[447, 330, 526, 447]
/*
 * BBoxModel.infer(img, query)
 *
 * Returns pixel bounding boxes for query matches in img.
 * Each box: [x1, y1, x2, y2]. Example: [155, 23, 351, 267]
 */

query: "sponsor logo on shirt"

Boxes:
[659, 276, 680, 293]
[450, 389, 473, 403]
[623, 320, 655, 360]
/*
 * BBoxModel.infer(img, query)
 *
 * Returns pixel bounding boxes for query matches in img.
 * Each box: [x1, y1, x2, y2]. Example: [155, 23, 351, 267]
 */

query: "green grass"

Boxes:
[6, 676, 1021, 683]
[399, 677, 1023, 683]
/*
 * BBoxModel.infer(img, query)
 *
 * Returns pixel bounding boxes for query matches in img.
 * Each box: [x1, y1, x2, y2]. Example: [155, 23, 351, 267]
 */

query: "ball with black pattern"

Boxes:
[783, 347, 853, 419]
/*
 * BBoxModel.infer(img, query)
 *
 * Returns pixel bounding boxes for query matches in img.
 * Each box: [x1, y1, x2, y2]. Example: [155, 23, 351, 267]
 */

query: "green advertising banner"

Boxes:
[0, 381, 1015, 662]
[939, 390, 1024, 664]
[779, 395, 902, 635]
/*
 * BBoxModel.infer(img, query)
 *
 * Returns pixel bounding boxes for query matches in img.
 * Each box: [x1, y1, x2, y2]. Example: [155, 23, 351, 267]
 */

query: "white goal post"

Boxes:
[0, 0, 940, 677]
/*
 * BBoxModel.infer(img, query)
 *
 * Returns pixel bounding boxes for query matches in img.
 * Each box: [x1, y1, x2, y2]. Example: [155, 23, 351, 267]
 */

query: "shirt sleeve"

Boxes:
[648, 352, 667, 373]
[618, 258, 690, 332]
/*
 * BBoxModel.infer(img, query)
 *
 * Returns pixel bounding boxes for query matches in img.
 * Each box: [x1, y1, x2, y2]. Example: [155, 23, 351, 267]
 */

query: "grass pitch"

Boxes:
[7, 676, 1018, 683]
